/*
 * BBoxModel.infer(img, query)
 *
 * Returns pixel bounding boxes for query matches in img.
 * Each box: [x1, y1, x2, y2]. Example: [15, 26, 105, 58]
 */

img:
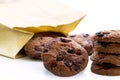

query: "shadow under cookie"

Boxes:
[91, 52, 120, 66]
[91, 63, 120, 76]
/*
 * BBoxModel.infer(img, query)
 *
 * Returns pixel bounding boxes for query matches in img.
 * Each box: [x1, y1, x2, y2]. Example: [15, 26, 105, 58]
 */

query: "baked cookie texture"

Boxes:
[94, 41, 120, 54]
[24, 37, 53, 59]
[42, 37, 88, 76]
[24, 32, 65, 59]
[94, 30, 120, 42]
[91, 63, 120, 76]
[24, 32, 89, 76]
[68, 34, 94, 55]
[91, 30, 120, 76]
[91, 52, 120, 66]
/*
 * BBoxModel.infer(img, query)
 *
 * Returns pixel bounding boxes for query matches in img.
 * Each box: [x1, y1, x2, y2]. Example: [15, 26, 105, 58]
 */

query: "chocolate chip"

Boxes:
[34, 46, 41, 51]
[97, 42, 110, 47]
[82, 58, 85, 61]
[83, 34, 89, 38]
[51, 63, 57, 68]
[60, 38, 71, 43]
[102, 63, 117, 68]
[76, 49, 82, 55]
[95, 32, 104, 37]
[64, 60, 72, 67]
[41, 44, 45, 46]
[32, 57, 39, 60]
[56, 54, 64, 61]
[69, 35, 76, 37]
[67, 48, 75, 54]
[74, 61, 82, 66]
[71, 65, 80, 71]
[43, 49, 48, 53]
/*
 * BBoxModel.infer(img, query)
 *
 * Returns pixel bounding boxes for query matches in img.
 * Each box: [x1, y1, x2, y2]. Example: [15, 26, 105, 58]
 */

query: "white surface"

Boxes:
[1, 0, 120, 80]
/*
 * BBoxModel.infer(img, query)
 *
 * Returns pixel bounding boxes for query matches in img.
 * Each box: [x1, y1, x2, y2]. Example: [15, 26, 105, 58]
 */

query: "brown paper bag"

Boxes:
[0, 0, 85, 58]
[0, 24, 34, 58]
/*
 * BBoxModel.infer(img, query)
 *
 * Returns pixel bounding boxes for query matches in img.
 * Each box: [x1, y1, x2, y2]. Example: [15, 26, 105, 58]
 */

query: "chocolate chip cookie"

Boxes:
[94, 30, 120, 42]
[42, 37, 88, 76]
[91, 52, 120, 66]
[24, 32, 65, 59]
[94, 41, 120, 54]
[68, 34, 93, 55]
[91, 62, 120, 76]
[24, 37, 54, 59]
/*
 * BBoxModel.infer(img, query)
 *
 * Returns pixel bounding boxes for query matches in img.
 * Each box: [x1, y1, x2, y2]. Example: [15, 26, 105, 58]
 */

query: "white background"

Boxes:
[0, 0, 120, 80]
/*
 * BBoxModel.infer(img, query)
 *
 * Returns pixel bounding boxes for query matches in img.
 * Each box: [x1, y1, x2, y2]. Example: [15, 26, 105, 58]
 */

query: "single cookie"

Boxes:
[68, 34, 93, 55]
[91, 52, 120, 66]
[42, 37, 88, 76]
[24, 37, 54, 59]
[94, 30, 120, 42]
[91, 62, 120, 76]
[94, 41, 120, 54]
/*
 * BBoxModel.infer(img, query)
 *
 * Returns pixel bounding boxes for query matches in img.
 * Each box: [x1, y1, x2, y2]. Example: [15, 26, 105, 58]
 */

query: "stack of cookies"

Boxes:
[91, 30, 120, 76]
